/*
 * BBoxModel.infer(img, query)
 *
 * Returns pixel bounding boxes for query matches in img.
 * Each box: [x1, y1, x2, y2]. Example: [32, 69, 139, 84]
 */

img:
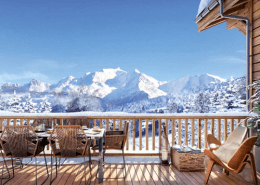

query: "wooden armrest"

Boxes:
[207, 134, 221, 146]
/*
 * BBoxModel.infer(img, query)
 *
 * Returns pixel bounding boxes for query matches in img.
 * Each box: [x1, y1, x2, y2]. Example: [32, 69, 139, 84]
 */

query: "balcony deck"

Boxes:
[2, 161, 259, 185]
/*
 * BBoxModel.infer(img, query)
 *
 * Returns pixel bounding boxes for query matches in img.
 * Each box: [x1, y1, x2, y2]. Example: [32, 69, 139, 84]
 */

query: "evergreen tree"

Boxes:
[168, 100, 178, 113]
[40, 98, 52, 113]
[192, 92, 210, 113]
[23, 94, 37, 113]
[8, 91, 23, 113]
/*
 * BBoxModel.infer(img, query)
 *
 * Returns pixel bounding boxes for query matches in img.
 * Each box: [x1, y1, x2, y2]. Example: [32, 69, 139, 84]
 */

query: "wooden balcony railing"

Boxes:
[0, 112, 249, 155]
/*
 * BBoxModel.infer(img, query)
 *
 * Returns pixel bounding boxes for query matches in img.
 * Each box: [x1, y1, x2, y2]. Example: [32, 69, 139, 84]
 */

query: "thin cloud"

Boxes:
[236, 50, 246, 53]
[209, 56, 245, 64]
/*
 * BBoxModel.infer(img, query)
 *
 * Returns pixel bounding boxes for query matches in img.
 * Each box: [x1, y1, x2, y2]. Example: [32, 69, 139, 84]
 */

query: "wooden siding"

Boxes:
[1, 161, 259, 185]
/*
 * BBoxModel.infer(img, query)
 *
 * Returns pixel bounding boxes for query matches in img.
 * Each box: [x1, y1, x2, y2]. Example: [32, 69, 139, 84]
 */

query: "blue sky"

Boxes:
[0, 0, 246, 85]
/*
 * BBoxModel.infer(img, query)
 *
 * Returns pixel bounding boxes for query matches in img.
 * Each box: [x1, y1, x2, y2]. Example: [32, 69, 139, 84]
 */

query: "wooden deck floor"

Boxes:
[1, 161, 259, 185]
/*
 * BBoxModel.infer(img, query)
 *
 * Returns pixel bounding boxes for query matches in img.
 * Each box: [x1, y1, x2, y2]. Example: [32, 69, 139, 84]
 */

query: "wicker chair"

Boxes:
[32, 118, 55, 130]
[204, 136, 258, 185]
[0, 144, 12, 184]
[0, 126, 49, 185]
[92, 121, 129, 179]
[49, 126, 92, 185]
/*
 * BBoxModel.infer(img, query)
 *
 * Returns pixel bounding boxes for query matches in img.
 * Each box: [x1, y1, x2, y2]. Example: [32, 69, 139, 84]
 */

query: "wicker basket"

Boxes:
[171, 148, 205, 172]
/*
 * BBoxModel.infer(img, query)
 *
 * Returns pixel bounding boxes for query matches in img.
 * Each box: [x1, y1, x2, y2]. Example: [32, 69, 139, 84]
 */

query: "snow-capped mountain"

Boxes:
[0, 68, 228, 104]
[104, 69, 167, 103]
[23, 79, 51, 92]
[159, 74, 227, 94]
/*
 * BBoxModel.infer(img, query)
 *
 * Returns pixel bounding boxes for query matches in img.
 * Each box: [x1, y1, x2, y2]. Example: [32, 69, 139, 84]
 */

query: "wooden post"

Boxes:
[224, 119, 227, 142]
[126, 120, 129, 151]
[211, 118, 214, 136]
[113, 119, 116, 131]
[146, 119, 149, 151]
[133, 119, 135, 151]
[100, 119, 103, 129]
[14, 119, 17, 126]
[231, 119, 234, 132]
[7, 119, 10, 126]
[119, 119, 122, 130]
[27, 119, 30, 126]
[218, 119, 221, 142]
[185, 119, 188, 146]
[178, 119, 182, 145]
[139, 119, 142, 151]
[198, 119, 201, 149]
[20, 119, 24, 126]
[159, 119, 162, 150]
[172, 119, 175, 146]
[205, 119, 208, 149]
[106, 119, 109, 131]
[165, 119, 169, 151]
[152, 119, 155, 150]
[191, 119, 195, 146]
[0, 119, 3, 131]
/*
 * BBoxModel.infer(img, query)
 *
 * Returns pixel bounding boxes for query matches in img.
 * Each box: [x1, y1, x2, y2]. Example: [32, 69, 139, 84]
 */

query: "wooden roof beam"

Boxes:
[235, 20, 247, 35]
[198, 0, 240, 32]
[203, 18, 227, 31]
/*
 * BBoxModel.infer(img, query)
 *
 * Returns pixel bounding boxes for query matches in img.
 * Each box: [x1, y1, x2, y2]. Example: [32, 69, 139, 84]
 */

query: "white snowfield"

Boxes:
[0, 111, 251, 118]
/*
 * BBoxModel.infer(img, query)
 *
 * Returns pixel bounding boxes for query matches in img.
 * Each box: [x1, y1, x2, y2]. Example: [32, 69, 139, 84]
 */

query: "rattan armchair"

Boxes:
[204, 136, 258, 185]
[92, 121, 129, 179]
[0, 126, 49, 185]
[49, 125, 92, 185]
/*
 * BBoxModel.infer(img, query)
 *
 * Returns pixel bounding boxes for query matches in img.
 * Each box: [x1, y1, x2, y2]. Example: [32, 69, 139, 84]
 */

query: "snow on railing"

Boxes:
[0, 111, 250, 154]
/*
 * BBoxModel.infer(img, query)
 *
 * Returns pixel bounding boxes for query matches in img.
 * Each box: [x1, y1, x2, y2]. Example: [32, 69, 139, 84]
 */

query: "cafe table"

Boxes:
[37, 128, 106, 183]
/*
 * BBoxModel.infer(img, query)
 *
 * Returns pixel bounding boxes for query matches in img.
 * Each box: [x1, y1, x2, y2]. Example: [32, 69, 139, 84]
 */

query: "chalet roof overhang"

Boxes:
[195, 0, 249, 35]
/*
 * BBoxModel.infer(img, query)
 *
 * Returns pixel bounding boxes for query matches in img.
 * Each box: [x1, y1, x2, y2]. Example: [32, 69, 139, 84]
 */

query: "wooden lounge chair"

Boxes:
[92, 121, 129, 179]
[49, 125, 92, 185]
[207, 125, 248, 151]
[0, 126, 49, 185]
[204, 136, 258, 185]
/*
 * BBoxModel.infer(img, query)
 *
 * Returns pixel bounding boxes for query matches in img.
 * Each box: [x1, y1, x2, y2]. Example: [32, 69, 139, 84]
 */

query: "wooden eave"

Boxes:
[197, 0, 249, 34]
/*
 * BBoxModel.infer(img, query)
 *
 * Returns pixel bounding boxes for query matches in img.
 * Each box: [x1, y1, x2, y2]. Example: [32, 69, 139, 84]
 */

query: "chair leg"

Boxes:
[205, 159, 215, 184]
[35, 157, 37, 185]
[41, 150, 49, 184]
[248, 153, 258, 185]
[122, 149, 126, 179]
[224, 169, 229, 176]
[88, 149, 92, 179]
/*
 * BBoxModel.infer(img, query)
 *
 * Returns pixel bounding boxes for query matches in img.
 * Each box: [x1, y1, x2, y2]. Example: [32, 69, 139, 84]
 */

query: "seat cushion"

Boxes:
[213, 140, 240, 163]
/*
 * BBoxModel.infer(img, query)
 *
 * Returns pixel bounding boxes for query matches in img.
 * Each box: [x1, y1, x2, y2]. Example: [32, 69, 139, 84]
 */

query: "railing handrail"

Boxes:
[0, 111, 250, 119]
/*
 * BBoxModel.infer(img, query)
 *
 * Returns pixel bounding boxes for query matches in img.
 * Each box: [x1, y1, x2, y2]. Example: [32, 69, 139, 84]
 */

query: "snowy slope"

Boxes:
[104, 69, 167, 103]
[159, 74, 227, 94]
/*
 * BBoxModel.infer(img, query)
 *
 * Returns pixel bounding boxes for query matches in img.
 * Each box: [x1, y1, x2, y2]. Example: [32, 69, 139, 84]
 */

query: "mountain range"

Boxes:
[0, 68, 228, 104]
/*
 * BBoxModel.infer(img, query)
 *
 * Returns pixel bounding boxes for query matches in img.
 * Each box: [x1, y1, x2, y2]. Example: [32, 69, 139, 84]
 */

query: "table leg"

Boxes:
[98, 137, 103, 183]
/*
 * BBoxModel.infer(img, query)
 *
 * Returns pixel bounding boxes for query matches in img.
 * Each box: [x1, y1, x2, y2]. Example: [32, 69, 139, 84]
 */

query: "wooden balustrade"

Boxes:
[0, 113, 248, 154]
